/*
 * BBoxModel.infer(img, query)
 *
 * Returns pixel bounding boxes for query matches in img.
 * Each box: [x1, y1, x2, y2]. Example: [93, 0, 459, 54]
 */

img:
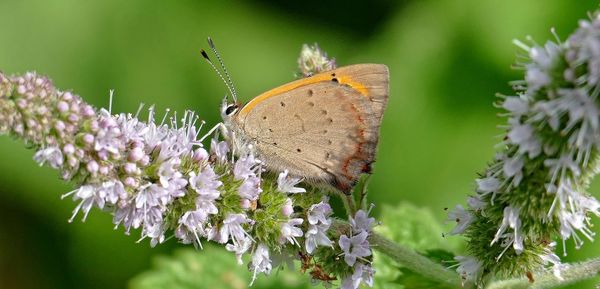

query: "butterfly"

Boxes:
[202, 39, 388, 193]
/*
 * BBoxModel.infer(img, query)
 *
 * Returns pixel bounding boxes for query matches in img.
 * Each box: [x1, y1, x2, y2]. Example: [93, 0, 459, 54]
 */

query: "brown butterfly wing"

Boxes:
[236, 64, 389, 193]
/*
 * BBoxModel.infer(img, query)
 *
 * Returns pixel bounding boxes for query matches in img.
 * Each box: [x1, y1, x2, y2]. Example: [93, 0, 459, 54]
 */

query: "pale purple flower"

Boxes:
[447, 205, 474, 235]
[341, 263, 375, 289]
[544, 154, 581, 184]
[157, 157, 184, 188]
[277, 170, 306, 193]
[143, 221, 166, 247]
[350, 209, 375, 233]
[97, 180, 126, 206]
[467, 196, 487, 211]
[454, 256, 482, 284]
[135, 184, 165, 209]
[502, 96, 529, 116]
[219, 213, 253, 245]
[308, 199, 332, 224]
[176, 210, 210, 247]
[210, 139, 229, 163]
[339, 231, 371, 266]
[225, 237, 253, 265]
[305, 223, 333, 254]
[189, 167, 222, 214]
[238, 175, 262, 201]
[33, 146, 63, 169]
[507, 120, 541, 158]
[523, 41, 561, 94]
[491, 206, 524, 254]
[250, 243, 272, 285]
[539, 244, 567, 279]
[502, 154, 524, 185]
[305, 198, 333, 253]
[233, 154, 259, 180]
[475, 176, 500, 194]
[280, 218, 304, 246]
[62, 185, 101, 222]
[94, 109, 125, 156]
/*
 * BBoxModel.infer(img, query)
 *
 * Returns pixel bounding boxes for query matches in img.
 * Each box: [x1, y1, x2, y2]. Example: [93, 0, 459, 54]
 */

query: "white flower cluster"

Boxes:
[450, 14, 600, 282]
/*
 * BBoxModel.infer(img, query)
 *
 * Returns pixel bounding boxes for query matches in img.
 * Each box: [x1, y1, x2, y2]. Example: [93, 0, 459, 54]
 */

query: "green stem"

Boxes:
[369, 232, 463, 288]
[341, 193, 357, 216]
[486, 258, 600, 289]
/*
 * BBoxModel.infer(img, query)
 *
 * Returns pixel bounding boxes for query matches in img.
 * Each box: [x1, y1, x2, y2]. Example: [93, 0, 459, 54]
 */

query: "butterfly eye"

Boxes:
[225, 104, 238, 116]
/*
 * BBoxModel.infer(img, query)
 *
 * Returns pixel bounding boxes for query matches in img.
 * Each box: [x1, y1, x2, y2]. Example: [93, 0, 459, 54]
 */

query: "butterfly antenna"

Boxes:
[200, 49, 236, 103]
[207, 37, 238, 103]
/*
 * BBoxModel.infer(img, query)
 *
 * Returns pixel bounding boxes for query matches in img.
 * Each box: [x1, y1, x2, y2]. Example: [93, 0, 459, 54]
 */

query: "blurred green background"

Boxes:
[0, 0, 599, 288]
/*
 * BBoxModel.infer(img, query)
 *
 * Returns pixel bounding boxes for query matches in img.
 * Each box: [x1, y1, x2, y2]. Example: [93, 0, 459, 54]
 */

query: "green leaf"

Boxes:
[375, 203, 460, 252]
[373, 203, 462, 289]
[129, 246, 311, 289]
[391, 268, 456, 289]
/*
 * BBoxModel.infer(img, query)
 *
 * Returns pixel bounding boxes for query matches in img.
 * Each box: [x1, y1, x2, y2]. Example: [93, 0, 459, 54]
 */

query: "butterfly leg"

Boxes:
[198, 122, 225, 143]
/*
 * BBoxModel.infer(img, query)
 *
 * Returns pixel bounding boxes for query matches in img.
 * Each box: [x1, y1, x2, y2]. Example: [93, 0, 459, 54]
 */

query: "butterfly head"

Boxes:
[220, 96, 240, 122]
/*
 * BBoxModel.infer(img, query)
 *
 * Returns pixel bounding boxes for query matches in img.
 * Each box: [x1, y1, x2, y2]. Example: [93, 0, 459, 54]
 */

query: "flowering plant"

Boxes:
[3, 11, 600, 289]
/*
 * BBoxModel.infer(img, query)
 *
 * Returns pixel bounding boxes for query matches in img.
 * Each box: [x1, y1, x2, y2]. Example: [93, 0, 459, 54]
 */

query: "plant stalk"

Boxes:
[486, 257, 600, 289]
[368, 232, 464, 288]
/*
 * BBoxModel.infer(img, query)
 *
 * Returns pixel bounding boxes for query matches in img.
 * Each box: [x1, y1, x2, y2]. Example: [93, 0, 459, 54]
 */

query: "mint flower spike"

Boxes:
[449, 13, 600, 284]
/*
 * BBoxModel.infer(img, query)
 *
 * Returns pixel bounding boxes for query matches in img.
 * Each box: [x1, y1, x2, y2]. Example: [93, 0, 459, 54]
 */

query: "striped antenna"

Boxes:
[200, 49, 235, 102]
[207, 37, 238, 102]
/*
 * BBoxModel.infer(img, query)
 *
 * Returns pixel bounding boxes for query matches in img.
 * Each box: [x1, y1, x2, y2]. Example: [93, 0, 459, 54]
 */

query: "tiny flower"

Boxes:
[189, 167, 222, 214]
[341, 263, 375, 289]
[144, 221, 166, 247]
[305, 198, 333, 253]
[339, 231, 372, 266]
[350, 209, 375, 233]
[219, 213, 253, 245]
[467, 196, 486, 211]
[475, 176, 500, 194]
[62, 185, 101, 222]
[250, 243, 272, 285]
[177, 210, 209, 247]
[280, 218, 304, 246]
[226, 237, 253, 265]
[502, 154, 524, 185]
[305, 223, 333, 254]
[539, 246, 567, 280]
[277, 170, 306, 193]
[446, 205, 474, 235]
[454, 256, 482, 284]
[507, 120, 541, 158]
[502, 96, 529, 116]
[307, 198, 333, 226]
[210, 138, 229, 163]
[233, 154, 259, 181]
[491, 206, 524, 254]
[33, 146, 63, 168]
[238, 175, 262, 201]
